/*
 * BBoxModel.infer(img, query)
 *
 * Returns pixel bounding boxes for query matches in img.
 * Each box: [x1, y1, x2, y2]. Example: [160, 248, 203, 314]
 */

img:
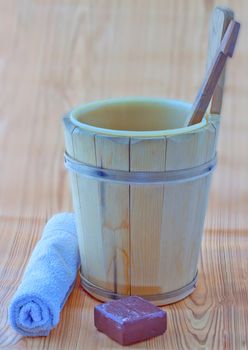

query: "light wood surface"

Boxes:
[0, 1, 247, 349]
[158, 116, 219, 293]
[95, 134, 130, 294]
[130, 137, 166, 295]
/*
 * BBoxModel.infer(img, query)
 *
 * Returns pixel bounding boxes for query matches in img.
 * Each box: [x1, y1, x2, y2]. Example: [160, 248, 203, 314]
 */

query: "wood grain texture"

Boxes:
[95, 134, 130, 294]
[68, 122, 111, 289]
[158, 117, 219, 293]
[0, 0, 247, 349]
[130, 137, 166, 295]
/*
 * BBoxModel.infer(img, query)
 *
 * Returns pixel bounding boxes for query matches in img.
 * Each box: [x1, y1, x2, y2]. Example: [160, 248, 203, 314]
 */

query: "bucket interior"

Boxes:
[71, 98, 207, 137]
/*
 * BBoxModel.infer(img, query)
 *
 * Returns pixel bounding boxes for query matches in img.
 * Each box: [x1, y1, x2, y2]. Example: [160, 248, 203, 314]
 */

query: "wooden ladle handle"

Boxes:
[207, 7, 234, 115]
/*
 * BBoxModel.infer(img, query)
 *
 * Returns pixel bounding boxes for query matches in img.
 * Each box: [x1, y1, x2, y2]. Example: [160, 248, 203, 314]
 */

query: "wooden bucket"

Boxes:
[63, 97, 220, 305]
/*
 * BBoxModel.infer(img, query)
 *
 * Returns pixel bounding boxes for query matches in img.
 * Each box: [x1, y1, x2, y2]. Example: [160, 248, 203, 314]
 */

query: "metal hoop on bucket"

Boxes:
[64, 152, 217, 185]
[80, 271, 198, 306]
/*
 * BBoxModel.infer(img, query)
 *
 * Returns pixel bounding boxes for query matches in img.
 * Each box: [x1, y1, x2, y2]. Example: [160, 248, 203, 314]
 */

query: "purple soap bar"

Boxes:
[94, 296, 167, 345]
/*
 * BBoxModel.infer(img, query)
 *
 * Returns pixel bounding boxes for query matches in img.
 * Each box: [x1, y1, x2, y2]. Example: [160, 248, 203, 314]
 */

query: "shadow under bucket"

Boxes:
[63, 97, 220, 305]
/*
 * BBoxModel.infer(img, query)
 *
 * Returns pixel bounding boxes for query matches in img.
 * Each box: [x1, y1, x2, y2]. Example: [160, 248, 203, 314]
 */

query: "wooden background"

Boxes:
[0, 0, 247, 349]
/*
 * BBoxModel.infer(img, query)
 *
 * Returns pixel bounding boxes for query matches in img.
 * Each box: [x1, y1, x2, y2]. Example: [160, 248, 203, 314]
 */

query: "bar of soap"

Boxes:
[94, 296, 167, 345]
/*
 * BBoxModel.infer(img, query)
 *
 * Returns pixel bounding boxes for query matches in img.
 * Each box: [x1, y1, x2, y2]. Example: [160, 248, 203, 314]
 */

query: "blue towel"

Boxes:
[8, 213, 80, 337]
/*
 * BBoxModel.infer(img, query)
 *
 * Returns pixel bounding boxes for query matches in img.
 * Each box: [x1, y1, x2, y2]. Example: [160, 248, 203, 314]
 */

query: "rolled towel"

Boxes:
[8, 213, 80, 337]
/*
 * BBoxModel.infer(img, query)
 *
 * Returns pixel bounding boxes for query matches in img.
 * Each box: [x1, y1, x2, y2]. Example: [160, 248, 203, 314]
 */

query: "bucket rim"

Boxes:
[69, 96, 209, 137]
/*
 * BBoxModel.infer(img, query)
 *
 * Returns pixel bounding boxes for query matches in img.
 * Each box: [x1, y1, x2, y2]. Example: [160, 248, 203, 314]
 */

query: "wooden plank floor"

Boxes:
[0, 0, 247, 348]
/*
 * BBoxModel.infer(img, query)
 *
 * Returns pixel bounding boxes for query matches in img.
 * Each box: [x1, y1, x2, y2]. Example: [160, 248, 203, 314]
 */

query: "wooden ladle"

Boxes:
[207, 6, 234, 115]
[185, 17, 240, 126]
